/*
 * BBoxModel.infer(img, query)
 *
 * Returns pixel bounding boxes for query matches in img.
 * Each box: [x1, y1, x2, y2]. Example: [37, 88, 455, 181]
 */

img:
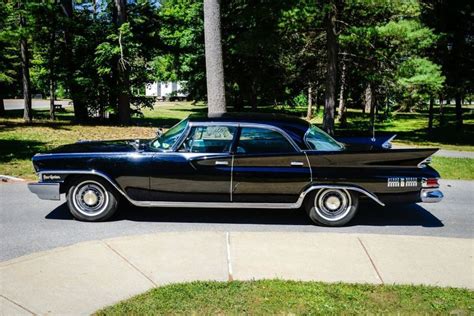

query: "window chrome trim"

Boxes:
[174, 121, 302, 153]
[303, 125, 344, 151]
[35, 169, 384, 208]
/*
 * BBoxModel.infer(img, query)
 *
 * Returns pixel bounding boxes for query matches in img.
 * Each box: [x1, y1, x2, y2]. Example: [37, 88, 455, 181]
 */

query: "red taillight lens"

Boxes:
[422, 178, 439, 188]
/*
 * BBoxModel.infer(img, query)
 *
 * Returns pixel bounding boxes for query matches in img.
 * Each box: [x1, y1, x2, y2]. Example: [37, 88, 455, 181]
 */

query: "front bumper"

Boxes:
[420, 189, 443, 203]
[28, 182, 60, 200]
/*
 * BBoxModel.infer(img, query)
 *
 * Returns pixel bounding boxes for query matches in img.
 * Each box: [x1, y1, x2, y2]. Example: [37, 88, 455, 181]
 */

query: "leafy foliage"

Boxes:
[0, 0, 469, 131]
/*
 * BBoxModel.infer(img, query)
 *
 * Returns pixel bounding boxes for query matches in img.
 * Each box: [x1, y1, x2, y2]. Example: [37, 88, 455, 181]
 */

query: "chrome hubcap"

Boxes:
[314, 189, 352, 221]
[83, 190, 99, 206]
[325, 196, 341, 210]
[72, 181, 109, 216]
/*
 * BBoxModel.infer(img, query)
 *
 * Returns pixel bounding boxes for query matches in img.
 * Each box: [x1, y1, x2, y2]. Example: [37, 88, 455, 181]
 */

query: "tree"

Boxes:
[29, 1, 62, 120]
[114, 0, 131, 124]
[60, 0, 88, 122]
[0, 1, 17, 117]
[18, 0, 32, 123]
[322, 1, 339, 135]
[203, 0, 226, 113]
[337, 58, 347, 124]
[420, 0, 473, 130]
[338, 1, 441, 132]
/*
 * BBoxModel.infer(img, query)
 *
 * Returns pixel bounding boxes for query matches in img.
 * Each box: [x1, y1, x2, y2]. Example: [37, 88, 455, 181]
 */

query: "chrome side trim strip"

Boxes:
[230, 155, 235, 202]
[36, 170, 385, 208]
[303, 151, 313, 183]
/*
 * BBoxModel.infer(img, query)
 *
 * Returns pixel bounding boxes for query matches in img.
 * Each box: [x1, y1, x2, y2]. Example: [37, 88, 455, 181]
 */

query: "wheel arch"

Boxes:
[39, 170, 128, 199]
[298, 184, 385, 207]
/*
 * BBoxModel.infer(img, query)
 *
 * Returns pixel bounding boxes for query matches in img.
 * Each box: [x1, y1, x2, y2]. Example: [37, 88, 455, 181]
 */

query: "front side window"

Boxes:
[305, 125, 343, 151]
[179, 125, 236, 153]
[237, 127, 296, 154]
[149, 119, 188, 150]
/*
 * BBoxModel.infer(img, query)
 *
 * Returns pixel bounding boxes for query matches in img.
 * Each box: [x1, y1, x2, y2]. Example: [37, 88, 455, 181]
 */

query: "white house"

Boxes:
[145, 81, 188, 100]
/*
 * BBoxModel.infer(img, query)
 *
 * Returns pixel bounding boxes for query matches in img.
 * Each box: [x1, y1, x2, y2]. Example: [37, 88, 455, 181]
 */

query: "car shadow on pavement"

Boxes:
[45, 202, 443, 227]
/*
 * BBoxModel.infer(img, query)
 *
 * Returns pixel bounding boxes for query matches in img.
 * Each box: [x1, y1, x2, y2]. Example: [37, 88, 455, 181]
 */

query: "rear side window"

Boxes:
[237, 127, 296, 154]
[304, 125, 343, 151]
[179, 125, 236, 153]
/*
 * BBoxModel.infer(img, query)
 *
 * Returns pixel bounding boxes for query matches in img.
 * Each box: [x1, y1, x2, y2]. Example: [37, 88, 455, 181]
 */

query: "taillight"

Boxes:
[422, 178, 439, 188]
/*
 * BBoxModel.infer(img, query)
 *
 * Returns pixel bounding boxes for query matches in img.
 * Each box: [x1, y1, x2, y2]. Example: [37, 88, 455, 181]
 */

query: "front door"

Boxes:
[232, 126, 311, 203]
[148, 124, 237, 202]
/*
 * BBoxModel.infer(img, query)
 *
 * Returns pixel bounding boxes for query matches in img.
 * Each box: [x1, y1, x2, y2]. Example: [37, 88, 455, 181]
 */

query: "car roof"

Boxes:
[187, 112, 310, 149]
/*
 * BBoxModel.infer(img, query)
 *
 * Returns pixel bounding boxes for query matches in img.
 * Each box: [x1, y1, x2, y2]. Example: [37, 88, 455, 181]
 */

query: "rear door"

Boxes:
[231, 126, 311, 203]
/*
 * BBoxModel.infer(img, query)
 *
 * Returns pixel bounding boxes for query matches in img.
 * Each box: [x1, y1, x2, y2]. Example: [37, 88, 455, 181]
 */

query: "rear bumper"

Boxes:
[28, 182, 60, 200]
[420, 189, 443, 203]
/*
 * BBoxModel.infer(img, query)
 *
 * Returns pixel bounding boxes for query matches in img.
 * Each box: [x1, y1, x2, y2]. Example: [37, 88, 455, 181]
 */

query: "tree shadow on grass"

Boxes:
[46, 201, 443, 228]
[133, 117, 184, 128]
[0, 139, 46, 163]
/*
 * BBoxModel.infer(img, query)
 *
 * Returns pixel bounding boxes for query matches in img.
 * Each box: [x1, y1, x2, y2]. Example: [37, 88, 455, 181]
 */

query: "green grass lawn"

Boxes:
[0, 101, 472, 179]
[95, 280, 473, 315]
[431, 157, 474, 180]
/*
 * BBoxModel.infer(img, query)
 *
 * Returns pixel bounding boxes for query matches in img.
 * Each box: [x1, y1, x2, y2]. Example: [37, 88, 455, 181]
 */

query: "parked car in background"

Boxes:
[28, 113, 443, 226]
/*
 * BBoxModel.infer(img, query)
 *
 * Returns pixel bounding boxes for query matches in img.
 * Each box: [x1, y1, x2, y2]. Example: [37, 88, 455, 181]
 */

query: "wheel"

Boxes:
[66, 176, 119, 221]
[305, 188, 359, 226]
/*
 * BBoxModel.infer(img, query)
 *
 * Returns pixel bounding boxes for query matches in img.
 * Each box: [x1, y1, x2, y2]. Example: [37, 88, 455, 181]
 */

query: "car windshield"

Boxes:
[149, 119, 188, 150]
[305, 125, 343, 151]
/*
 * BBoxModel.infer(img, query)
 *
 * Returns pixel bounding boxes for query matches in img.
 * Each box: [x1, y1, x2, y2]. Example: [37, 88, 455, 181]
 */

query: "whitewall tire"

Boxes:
[67, 177, 119, 221]
[305, 188, 359, 226]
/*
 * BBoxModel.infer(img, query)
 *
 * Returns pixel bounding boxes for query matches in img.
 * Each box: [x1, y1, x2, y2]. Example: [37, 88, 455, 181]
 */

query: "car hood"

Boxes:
[47, 139, 146, 154]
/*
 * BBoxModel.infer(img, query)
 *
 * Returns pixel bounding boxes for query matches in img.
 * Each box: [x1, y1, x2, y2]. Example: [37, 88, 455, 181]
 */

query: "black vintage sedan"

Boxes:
[28, 113, 443, 226]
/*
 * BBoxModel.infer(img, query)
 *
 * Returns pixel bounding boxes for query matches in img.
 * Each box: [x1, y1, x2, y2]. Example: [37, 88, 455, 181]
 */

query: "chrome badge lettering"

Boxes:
[42, 174, 61, 181]
[387, 177, 417, 188]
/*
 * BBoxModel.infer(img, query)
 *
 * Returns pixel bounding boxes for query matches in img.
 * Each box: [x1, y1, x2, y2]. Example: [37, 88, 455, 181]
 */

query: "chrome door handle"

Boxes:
[290, 161, 304, 166]
[215, 161, 229, 166]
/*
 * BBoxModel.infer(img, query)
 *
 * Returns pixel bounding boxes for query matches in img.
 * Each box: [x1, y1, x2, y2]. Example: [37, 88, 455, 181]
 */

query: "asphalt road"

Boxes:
[1, 180, 473, 261]
[4, 99, 71, 111]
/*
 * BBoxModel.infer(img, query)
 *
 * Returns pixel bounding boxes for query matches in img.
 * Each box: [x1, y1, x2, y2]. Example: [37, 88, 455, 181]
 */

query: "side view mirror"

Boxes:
[156, 128, 164, 138]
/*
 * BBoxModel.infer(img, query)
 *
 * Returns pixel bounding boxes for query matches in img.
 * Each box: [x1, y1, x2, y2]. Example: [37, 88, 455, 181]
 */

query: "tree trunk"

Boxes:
[439, 96, 445, 127]
[364, 84, 373, 114]
[49, 81, 56, 120]
[315, 86, 320, 113]
[368, 85, 376, 136]
[455, 93, 463, 129]
[0, 98, 5, 116]
[322, 2, 338, 136]
[19, 2, 32, 123]
[250, 81, 257, 111]
[428, 97, 434, 132]
[61, 0, 88, 122]
[49, 0, 57, 120]
[92, 0, 97, 17]
[306, 84, 313, 120]
[337, 60, 346, 125]
[204, 0, 226, 114]
[115, 0, 131, 125]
